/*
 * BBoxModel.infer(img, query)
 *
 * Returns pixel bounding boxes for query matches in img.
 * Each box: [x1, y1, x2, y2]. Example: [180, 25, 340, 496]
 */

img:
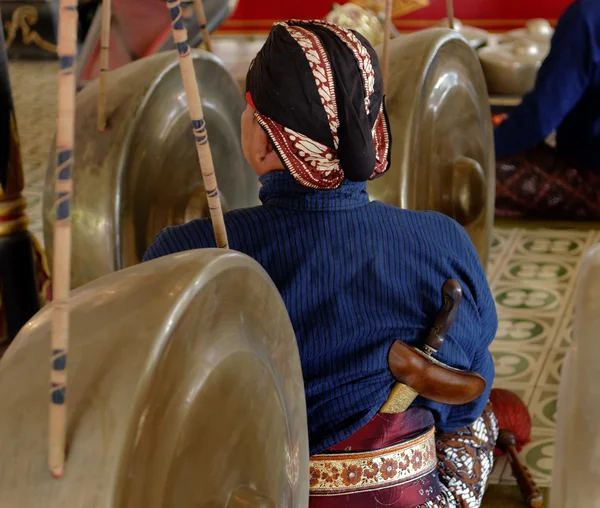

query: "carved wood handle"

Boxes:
[506, 444, 543, 508]
[423, 279, 462, 354]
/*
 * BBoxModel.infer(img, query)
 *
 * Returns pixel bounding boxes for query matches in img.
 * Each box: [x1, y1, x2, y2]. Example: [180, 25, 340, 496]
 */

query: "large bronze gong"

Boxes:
[0, 250, 309, 507]
[43, 50, 258, 289]
[369, 29, 495, 268]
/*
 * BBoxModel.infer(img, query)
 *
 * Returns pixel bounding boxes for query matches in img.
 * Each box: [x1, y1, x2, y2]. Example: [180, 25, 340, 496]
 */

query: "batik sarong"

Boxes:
[309, 403, 497, 507]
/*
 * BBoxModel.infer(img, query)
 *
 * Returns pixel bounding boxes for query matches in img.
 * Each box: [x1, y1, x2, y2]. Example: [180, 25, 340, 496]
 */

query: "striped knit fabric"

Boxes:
[144, 170, 497, 455]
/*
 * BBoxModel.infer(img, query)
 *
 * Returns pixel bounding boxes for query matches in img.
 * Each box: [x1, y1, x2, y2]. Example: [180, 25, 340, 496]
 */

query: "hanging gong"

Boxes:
[369, 28, 495, 269]
[0, 250, 309, 507]
[43, 50, 258, 289]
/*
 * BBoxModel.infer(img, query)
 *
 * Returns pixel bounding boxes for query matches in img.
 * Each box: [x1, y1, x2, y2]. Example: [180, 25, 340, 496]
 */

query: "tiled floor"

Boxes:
[7, 46, 599, 497]
[487, 227, 599, 487]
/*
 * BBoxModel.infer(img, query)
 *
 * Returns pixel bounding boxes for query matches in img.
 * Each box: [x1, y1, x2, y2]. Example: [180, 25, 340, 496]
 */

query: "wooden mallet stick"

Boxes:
[193, 0, 212, 53]
[167, 0, 228, 248]
[50, 0, 78, 479]
[97, 0, 111, 132]
[381, 0, 392, 94]
[446, 0, 455, 30]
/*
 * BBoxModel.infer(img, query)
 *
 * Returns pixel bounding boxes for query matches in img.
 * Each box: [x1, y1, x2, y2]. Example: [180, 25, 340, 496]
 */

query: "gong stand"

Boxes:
[0, 14, 40, 347]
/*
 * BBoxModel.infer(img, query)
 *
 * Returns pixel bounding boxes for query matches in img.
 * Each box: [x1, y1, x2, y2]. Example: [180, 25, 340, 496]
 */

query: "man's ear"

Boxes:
[262, 141, 283, 168]
[252, 121, 271, 161]
[252, 123, 284, 173]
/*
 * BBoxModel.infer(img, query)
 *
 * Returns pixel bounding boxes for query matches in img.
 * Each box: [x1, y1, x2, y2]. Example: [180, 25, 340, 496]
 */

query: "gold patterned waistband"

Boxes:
[309, 427, 437, 496]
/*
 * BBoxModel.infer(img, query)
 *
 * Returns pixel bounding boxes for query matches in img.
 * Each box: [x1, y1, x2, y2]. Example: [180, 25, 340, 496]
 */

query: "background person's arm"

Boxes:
[494, 2, 593, 160]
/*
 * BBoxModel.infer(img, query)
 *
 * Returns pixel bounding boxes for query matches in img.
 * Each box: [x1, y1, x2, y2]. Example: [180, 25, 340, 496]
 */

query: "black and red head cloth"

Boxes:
[245, 20, 392, 190]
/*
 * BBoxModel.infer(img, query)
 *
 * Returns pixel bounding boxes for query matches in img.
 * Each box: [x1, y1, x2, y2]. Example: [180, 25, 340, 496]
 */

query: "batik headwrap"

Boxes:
[245, 20, 391, 190]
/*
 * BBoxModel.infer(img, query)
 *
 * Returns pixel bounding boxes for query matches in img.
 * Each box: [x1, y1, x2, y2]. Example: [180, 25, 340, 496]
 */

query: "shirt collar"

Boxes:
[258, 170, 370, 211]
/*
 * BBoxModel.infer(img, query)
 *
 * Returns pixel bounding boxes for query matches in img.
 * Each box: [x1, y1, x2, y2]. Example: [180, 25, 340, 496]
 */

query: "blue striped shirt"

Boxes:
[144, 170, 497, 455]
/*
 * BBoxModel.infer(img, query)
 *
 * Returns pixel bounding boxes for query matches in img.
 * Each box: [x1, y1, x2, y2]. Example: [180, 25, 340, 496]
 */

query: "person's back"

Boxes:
[145, 172, 497, 454]
[495, 0, 600, 171]
[145, 20, 498, 506]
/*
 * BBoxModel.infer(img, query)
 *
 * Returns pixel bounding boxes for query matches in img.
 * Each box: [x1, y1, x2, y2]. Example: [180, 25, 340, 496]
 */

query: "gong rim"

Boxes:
[0, 250, 309, 507]
[369, 28, 494, 268]
[43, 50, 258, 288]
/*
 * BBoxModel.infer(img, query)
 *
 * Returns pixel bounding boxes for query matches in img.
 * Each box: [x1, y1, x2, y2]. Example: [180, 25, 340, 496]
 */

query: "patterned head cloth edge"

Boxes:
[245, 20, 391, 190]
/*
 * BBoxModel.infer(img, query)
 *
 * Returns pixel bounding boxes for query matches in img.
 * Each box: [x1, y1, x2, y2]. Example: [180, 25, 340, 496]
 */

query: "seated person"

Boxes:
[144, 20, 498, 507]
[494, 0, 600, 220]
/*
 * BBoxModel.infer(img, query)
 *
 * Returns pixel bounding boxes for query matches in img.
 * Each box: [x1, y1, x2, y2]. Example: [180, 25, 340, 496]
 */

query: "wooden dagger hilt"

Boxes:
[422, 279, 462, 356]
[381, 279, 486, 413]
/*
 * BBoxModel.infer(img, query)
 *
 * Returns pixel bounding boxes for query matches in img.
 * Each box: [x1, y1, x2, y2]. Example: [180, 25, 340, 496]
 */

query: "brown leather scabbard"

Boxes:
[388, 340, 486, 405]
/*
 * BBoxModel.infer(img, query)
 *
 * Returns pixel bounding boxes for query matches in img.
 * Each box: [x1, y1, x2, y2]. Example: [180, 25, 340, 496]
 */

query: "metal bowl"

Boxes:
[478, 39, 549, 96]
[500, 18, 554, 45]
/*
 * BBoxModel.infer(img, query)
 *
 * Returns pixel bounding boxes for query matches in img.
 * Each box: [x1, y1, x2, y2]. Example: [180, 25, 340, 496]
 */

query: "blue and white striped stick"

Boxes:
[50, 0, 77, 479]
[167, 0, 228, 248]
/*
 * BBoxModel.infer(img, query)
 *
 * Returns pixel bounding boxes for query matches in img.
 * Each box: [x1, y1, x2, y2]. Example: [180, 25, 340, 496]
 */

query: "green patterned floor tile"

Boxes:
[494, 284, 566, 314]
[536, 348, 568, 388]
[490, 348, 547, 385]
[552, 305, 573, 348]
[529, 387, 558, 430]
[491, 230, 514, 257]
[514, 231, 592, 258]
[487, 226, 593, 487]
[493, 316, 557, 349]
[498, 258, 576, 285]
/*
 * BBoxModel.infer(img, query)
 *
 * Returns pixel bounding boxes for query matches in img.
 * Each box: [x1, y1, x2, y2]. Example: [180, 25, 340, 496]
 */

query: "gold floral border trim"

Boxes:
[309, 427, 436, 495]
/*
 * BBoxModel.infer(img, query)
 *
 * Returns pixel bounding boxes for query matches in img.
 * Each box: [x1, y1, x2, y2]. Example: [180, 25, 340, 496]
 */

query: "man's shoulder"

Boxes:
[144, 205, 271, 261]
[372, 202, 469, 240]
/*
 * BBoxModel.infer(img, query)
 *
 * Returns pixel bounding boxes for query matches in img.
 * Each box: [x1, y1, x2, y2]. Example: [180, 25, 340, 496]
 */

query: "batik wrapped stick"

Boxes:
[97, 0, 111, 132]
[193, 0, 212, 53]
[50, 0, 77, 479]
[381, 0, 392, 93]
[167, 0, 228, 248]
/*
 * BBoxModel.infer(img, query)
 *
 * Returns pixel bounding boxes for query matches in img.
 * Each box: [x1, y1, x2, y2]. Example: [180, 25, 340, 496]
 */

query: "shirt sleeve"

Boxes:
[494, 2, 593, 159]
